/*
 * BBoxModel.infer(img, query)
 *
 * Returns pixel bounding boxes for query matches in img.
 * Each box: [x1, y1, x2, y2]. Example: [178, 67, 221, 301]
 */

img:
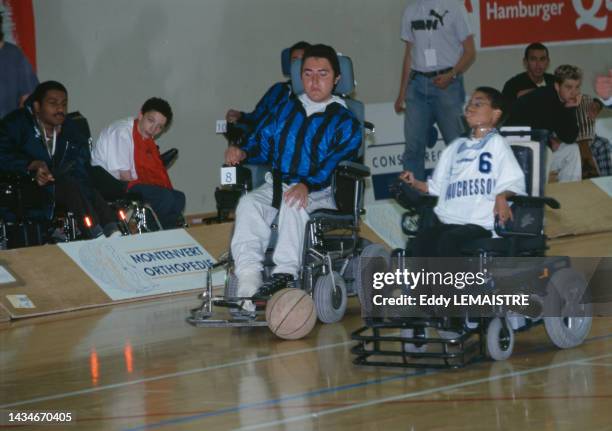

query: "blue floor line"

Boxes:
[121, 330, 612, 431]
[121, 369, 431, 431]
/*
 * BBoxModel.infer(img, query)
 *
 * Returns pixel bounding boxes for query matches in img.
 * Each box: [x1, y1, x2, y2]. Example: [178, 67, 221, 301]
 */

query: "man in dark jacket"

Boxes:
[0, 80, 118, 239]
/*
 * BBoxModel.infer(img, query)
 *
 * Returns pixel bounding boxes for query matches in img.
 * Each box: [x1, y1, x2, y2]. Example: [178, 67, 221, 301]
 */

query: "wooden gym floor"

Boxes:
[1, 288, 611, 430]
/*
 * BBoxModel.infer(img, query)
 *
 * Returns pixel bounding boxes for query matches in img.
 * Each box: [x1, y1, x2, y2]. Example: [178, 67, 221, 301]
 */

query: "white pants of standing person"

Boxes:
[231, 174, 336, 298]
[547, 143, 582, 183]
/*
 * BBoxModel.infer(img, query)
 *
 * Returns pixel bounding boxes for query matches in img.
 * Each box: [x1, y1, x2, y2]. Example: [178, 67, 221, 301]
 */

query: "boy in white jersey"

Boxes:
[399, 87, 525, 256]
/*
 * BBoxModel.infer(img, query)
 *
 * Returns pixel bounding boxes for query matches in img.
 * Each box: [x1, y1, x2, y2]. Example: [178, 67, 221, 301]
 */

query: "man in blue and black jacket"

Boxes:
[0, 81, 118, 239]
[224, 44, 362, 314]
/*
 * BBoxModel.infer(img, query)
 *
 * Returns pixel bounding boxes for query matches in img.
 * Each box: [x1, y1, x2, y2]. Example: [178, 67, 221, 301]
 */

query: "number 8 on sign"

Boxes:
[220, 166, 237, 185]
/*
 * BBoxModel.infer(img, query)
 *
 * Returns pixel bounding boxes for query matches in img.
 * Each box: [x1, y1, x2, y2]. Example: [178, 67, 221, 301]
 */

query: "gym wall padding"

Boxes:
[545, 179, 612, 239]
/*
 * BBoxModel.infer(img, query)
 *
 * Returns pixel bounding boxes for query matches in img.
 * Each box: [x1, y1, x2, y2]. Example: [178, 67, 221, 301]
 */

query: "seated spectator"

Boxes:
[0, 11, 39, 118]
[502, 42, 554, 109]
[91, 98, 185, 229]
[399, 87, 525, 257]
[225, 41, 310, 136]
[0, 81, 119, 239]
[507, 64, 583, 183]
[588, 99, 612, 176]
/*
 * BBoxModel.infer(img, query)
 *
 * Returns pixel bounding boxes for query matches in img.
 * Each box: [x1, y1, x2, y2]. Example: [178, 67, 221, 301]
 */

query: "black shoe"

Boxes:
[252, 273, 294, 299]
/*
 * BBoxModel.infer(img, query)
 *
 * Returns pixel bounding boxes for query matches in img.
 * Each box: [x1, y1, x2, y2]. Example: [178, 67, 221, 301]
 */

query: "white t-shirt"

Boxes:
[91, 117, 137, 180]
[428, 133, 526, 231]
[400, 0, 472, 72]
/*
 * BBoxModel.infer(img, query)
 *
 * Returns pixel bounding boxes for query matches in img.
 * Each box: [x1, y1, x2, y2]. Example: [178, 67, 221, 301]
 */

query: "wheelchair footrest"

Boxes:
[187, 316, 268, 328]
[351, 321, 487, 369]
[213, 297, 267, 310]
[187, 305, 267, 327]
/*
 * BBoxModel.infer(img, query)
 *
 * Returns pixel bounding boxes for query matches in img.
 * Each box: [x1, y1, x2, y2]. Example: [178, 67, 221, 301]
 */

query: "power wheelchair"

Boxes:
[188, 54, 388, 328]
[351, 132, 593, 368]
[0, 112, 179, 248]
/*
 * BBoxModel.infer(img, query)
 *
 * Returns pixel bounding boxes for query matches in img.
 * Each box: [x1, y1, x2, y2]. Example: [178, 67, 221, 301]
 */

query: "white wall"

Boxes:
[33, 0, 612, 214]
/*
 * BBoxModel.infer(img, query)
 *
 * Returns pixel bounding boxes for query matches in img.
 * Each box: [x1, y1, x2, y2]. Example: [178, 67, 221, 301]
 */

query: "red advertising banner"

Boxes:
[1, 0, 36, 70]
[468, 0, 612, 48]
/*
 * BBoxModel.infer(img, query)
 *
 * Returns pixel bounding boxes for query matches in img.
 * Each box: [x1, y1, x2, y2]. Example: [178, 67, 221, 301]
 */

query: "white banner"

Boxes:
[58, 229, 219, 301]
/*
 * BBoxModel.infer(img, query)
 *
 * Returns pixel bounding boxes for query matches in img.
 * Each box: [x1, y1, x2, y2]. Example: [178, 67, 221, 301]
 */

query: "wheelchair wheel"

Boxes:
[544, 316, 592, 349]
[354, 244, 390, 303]
[314, 271, 347, 324]
[544, 268, 592, 349]
[486, 317, 514, 361]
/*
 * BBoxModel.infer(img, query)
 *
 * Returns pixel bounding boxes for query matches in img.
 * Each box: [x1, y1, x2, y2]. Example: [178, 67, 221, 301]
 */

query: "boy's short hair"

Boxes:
[475, 86, 507, 126]
[301, 44, 340, 78]
[554, 65, 583, 85]
[32, 81, 68, 104]
[524, 42, 549, 59]
[141, 97, 173, 129]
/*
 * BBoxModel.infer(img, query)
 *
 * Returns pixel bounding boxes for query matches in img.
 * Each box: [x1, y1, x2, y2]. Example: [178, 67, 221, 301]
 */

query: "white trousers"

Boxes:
[231, 179, 335, 295]
[547, 143, 582, 183]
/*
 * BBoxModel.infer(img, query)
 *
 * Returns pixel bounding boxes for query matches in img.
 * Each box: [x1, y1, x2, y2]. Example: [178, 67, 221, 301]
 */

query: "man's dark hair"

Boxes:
[0, 11, 4, 41]
[289, 41, 311, 56]
[301, 44, 340, 78]
[141, 97, 173, 129]
[475, 86, 508, 125]
[524, 42, 549, 59]
[32, 81, 68, 104]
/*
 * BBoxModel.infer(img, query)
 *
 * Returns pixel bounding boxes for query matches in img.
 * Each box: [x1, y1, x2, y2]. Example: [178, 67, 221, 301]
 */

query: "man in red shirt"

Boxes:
[91, 98, 185, 229]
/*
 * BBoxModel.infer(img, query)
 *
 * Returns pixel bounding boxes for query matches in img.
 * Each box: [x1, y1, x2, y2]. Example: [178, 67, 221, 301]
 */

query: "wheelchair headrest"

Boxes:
[281, 47, 292, 77]
[290, 55, 355, 96]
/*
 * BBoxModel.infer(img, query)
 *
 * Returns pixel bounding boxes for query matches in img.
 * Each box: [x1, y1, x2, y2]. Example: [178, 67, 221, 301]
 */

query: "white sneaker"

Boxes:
[241, 300, 256, 313]
[237, 270, 262, 298]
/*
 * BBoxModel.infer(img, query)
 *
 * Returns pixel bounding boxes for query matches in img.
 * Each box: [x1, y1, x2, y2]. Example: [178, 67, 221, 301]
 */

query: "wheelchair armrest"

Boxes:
[336, 161, 370, 178]
[494, 197, 549, 237]
[508, 195, 560, 209]
[392, 180, 437, 210]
